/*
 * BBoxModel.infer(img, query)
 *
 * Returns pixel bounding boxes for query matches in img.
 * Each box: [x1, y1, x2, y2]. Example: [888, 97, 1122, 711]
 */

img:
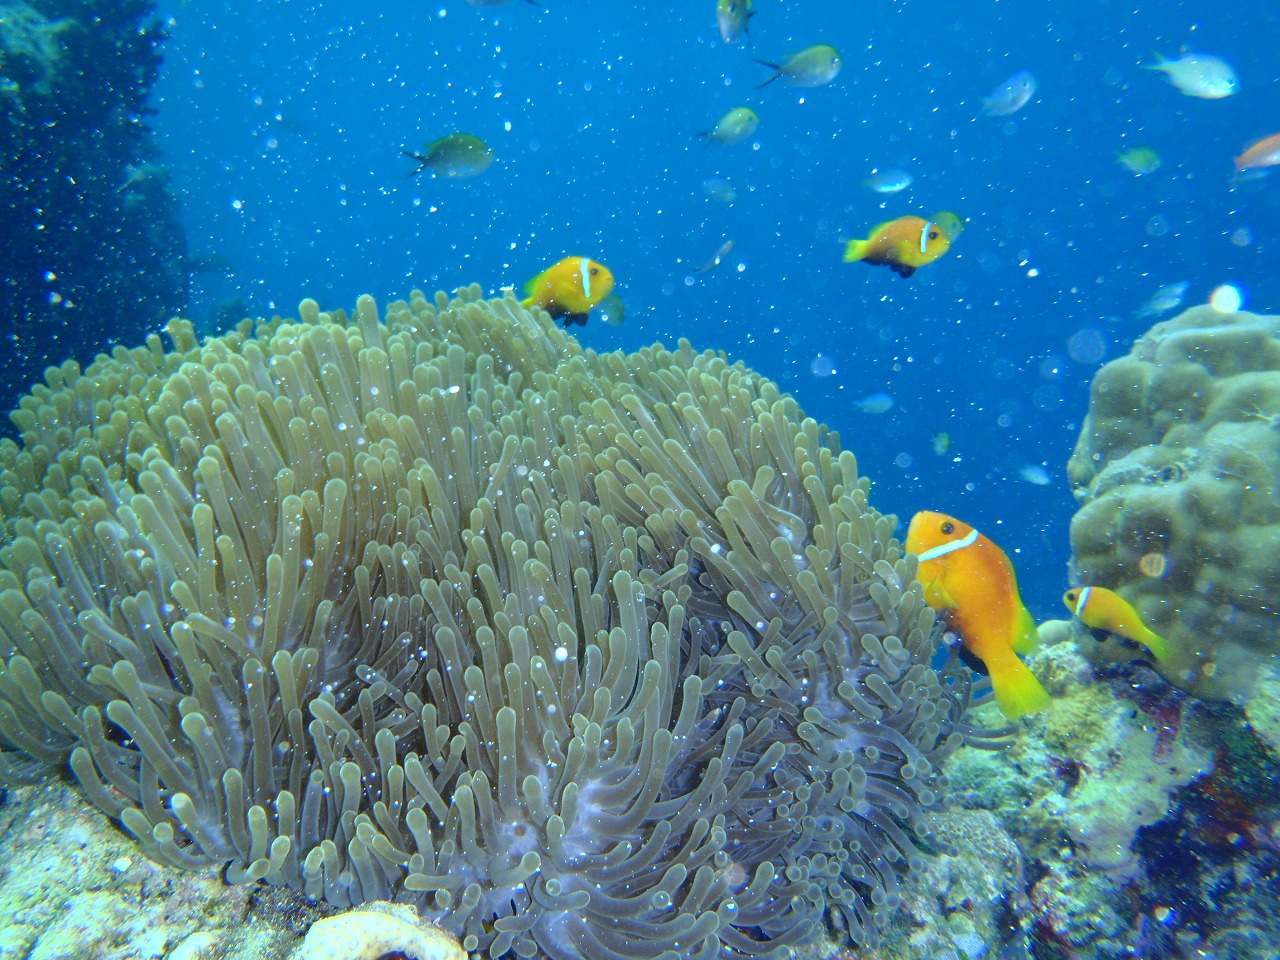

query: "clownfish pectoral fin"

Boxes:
[561, 312, 590, 328]
[922, 579, 960, 613]
[989, 657, 1052, 721]
[891, 261, 916, 278]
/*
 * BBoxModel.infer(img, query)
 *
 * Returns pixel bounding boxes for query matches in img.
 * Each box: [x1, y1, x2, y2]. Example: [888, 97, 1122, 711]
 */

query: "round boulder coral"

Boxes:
[0, 287, 985, 959]
[1067, 305, 1280, 700]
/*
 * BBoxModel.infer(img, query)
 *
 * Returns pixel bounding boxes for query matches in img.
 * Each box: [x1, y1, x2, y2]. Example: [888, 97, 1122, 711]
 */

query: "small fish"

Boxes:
[756, 44, 842, 88]
[1117, 146, 1162, 175]
[863, 168, 913, 194]
[931, 431, 952, 456]
[842, 213, 958, 278]
[116, 162, 169, 192]
[1136, 281, 1189, 319]
[1235, 133, 1280, 174]
[595, 293, 626, 327]
[694, 240, 735, 274]
[403, 133, 494, 179]
[699, 107, 759, 146]
[1145, 51, 1238, 99]
[982, 71, 1036, 116]
[932, 210, 965, 239]
[701, 178, 737, 203]
[716, 0, 754, 44]
[520, 257, 615, 328]
[1063, 586, 1174, 664]
[853, 393, 894, 414]
[1019, 465, 1051, 486]
[906, 510, 1051, 721]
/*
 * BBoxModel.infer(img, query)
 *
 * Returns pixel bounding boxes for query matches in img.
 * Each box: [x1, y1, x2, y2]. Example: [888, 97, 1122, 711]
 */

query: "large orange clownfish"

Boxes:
[905, 510, 1052, 721]
[520, 257, 614, 327]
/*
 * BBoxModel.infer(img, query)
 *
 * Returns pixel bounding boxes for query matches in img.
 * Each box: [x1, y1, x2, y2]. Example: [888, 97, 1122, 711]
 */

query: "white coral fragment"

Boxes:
[293, 904, 466, 960]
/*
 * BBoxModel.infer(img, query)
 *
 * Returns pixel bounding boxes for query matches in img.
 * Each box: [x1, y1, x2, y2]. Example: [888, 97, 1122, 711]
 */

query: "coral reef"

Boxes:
[0, 288, 990, 959]
[1132, 711, 1280, 959]
[939, 623, 1215, 957]
[1066, 305, 1280, 701]
[0, 0, 185, 425]
[0, 1, 72, 97]
[0, 778, 288, 960]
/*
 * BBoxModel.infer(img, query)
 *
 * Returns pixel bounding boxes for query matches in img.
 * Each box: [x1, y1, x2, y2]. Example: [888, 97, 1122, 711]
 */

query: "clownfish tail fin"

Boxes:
[1010, 609, 1040, 655]
[1138, 628, 1175, 665]
[990, 658, 1052, 721]
[843, 239, 867, 263]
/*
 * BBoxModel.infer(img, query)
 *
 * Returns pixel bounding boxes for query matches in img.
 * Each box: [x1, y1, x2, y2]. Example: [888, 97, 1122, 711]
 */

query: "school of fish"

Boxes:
[443, 1, 1266, 728]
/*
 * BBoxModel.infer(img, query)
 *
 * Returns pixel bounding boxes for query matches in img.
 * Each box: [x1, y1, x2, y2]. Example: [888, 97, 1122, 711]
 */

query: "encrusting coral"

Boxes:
[291, 902, 464, 960]
[1067, 305, 1280, 701]
[0, 286, 991, 959]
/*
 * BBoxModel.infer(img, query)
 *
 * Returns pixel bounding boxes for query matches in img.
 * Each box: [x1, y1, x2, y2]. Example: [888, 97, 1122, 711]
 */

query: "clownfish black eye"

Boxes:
[929, 231, 939, 240]
[941, 522, 954, 535]
[589, 267, 599, 275]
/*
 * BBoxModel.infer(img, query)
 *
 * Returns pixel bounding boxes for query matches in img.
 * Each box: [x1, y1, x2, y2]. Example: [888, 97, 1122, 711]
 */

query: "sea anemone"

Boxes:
[0, 286, 989, 958]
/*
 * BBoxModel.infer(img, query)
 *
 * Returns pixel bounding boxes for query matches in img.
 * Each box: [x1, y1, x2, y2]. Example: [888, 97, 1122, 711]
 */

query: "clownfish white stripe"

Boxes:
[916, 526, 979, 562]
[919, 221, 934, 254]
[579, 257, 591, 299]
[1074, 586, 1092, 614]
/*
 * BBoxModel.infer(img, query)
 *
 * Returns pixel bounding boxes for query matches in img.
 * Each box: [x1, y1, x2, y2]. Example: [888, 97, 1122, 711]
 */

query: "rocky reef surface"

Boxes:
[3, 620, 1278, 960]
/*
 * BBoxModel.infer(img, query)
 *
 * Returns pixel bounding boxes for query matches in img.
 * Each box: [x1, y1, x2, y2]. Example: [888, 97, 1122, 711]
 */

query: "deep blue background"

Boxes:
[134, 0, 1280, 619]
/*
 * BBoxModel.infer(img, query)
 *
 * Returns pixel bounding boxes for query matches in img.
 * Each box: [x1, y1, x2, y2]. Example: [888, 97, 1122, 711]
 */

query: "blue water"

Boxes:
[138, 0, 1280, 616]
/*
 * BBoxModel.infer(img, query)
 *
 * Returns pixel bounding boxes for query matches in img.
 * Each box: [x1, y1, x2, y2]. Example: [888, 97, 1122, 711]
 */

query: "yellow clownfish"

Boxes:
[906, 510, 1052, 721]
[1062, 586, 1173, 664]
[842, 212, 957, 278]
[520, 257, 614, 328]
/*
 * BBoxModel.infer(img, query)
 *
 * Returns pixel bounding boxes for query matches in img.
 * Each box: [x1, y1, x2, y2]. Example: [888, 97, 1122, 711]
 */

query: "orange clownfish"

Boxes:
[905, 510, 1052, 721]
[842, 212, 958, 278]
[520, 257, 614, 328]
[1063, 586, 1173, 665]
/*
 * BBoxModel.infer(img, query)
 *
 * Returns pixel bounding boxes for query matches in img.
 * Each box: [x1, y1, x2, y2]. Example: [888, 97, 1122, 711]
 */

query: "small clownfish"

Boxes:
[906, 510, 1052, 721]
[842, 213, 956, 278]
[1063, 586, 1174, 665]
[520, 257, 614, 328]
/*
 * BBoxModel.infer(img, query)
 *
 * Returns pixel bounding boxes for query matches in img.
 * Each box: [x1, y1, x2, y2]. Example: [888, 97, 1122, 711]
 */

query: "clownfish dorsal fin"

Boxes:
[916, 525, 979, 562]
